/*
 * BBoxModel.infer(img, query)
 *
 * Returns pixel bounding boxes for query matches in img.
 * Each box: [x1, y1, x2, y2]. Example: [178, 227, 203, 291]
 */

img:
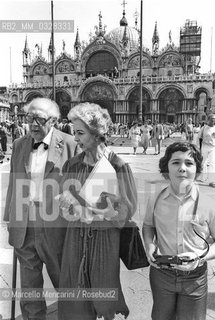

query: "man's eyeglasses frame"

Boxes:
[26, 114, 51, 126]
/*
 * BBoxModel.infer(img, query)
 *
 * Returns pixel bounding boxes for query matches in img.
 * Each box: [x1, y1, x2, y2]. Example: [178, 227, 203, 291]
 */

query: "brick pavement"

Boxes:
[0, 136, 215, 320]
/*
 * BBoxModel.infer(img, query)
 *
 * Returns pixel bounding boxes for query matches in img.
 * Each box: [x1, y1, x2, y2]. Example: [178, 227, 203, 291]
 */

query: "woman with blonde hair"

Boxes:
[58, 102, 137, 320]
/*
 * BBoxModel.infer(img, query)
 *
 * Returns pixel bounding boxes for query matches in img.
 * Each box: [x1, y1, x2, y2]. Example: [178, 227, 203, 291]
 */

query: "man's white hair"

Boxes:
[24, 97, 60, 119]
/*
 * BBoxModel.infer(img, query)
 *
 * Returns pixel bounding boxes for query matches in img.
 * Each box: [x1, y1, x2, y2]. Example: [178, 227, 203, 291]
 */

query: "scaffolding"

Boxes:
[180, 20, 202, 55]
[180, 20, 202, 74]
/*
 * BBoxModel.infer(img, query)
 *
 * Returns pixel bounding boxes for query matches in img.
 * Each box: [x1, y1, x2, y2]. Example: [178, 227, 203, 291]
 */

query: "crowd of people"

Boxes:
[3, 97, 215, 320]
[2, 116, 203, 158]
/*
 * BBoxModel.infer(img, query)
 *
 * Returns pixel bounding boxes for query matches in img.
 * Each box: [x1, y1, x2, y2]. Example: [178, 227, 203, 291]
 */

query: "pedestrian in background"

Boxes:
[119, 123, 126, 138]
[61, 118, 72, 134]
[22, 121, 30, 135]
[0, 122, 8, 153]
[140, 120, 152, 154]
[198, 113, 215, 187]
[151, 120, 164, 155]
[193, 123, 201, 147]
[129, 121, 141, 155]
[180, 122, 187, 141]
[13, 121, 24, 140]
[185, 118, 194, 142]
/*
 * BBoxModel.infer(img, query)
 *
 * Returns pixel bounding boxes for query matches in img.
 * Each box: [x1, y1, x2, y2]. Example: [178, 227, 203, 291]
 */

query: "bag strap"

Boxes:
[192, 189, 199, 218]
[191, 190, 210, 258]
[152, 186, 168, 229]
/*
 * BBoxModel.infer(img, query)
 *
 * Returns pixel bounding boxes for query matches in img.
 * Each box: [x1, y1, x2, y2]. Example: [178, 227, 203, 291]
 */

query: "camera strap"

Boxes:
[192, 191, 209, 258]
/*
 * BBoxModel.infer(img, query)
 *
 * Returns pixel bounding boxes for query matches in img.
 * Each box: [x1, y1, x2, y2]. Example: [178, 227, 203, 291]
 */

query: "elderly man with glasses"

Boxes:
[4, 97, 77, 320]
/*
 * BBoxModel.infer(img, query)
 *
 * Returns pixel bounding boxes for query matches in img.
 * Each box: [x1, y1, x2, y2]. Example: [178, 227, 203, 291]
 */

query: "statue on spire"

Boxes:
[169, 30, 172, 45]
[94, 11, 106, 44]
[98, 11, 102, 31]
[134, 9, 139, 31]
[35, 43, 40, 57]
[62, 40, 66, 52]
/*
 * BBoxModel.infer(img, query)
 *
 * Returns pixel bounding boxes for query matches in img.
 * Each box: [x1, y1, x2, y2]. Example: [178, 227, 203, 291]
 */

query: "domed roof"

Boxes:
[106, 26, 139, 51]
[120, 15, 128, 27]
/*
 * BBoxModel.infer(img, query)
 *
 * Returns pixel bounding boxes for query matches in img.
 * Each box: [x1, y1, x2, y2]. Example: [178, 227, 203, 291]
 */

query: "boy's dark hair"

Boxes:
[159, 142, 203, 179]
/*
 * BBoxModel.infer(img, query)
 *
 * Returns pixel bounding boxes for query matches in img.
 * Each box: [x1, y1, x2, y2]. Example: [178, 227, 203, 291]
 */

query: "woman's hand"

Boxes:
[97, 192, 120, 206]
[171, 252, 200, 271]
[88, 197, 118, 220]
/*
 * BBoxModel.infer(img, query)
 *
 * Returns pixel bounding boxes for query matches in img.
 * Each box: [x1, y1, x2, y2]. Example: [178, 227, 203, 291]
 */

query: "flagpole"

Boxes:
[10, 46, 12, 84]
[138, 0, 143, 122]
[51, 0, 55, 101]
[210, 27, 213, 73]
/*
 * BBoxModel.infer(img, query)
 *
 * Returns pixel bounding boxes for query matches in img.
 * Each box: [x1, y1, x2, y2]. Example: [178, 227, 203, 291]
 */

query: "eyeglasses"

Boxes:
[26, 114, 51, 126]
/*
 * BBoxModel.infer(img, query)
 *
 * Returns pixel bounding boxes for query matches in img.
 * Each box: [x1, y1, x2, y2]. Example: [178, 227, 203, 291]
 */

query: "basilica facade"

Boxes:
[8, 7, 215, 124]
[0, 87, 10, 122]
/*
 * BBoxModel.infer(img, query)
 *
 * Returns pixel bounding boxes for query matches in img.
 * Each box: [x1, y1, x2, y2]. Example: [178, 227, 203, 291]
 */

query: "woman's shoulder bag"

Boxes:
[119, 220, 149, 270]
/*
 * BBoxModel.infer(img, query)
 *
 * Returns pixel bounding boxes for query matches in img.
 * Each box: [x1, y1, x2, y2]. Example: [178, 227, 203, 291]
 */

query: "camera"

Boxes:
[153, 253, 194, 266]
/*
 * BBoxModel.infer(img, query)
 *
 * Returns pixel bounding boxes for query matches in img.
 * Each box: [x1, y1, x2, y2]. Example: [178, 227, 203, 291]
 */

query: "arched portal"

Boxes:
[81, 82, 115, 120]
[194, 89, 211, 122]
[194, 89, 210, 113]
[128, 87, 151, 123]
[158, 88, 184, 123]
[25, 92, 43, 103]
[55, 91, 71, 119]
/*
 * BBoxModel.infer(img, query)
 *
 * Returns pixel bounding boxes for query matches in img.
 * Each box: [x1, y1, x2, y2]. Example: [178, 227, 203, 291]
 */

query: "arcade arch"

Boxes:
[128, 87, 151, 123]
[158, 88, 184, 123]
[25, 92, 44, 103]
[194, 89, 211, 112]
[81, 82, 115, 120]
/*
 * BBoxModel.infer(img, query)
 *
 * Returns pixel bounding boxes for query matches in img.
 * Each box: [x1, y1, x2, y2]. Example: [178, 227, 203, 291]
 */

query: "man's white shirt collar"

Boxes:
[42, 126, 54, 147]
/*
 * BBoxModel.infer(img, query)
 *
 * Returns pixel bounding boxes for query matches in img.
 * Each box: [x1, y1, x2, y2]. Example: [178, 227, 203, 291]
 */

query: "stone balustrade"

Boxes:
[8, 73, 213, 90]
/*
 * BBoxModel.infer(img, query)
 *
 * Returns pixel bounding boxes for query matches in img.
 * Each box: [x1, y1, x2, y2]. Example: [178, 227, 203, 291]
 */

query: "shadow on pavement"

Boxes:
[208, 292, 215, 311]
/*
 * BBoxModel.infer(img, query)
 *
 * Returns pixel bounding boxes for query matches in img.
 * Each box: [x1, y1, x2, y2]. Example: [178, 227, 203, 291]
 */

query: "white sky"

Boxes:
[0, 0, 214, 86]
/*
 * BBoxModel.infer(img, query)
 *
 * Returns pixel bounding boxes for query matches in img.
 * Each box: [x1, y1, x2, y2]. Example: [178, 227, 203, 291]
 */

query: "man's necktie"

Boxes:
[33, 141, 48, 150]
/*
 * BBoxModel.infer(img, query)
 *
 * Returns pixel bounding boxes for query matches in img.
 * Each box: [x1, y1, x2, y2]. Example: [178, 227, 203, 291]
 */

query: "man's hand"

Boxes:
[146, 243, 160, 268]
[55, 190, 79, 209]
